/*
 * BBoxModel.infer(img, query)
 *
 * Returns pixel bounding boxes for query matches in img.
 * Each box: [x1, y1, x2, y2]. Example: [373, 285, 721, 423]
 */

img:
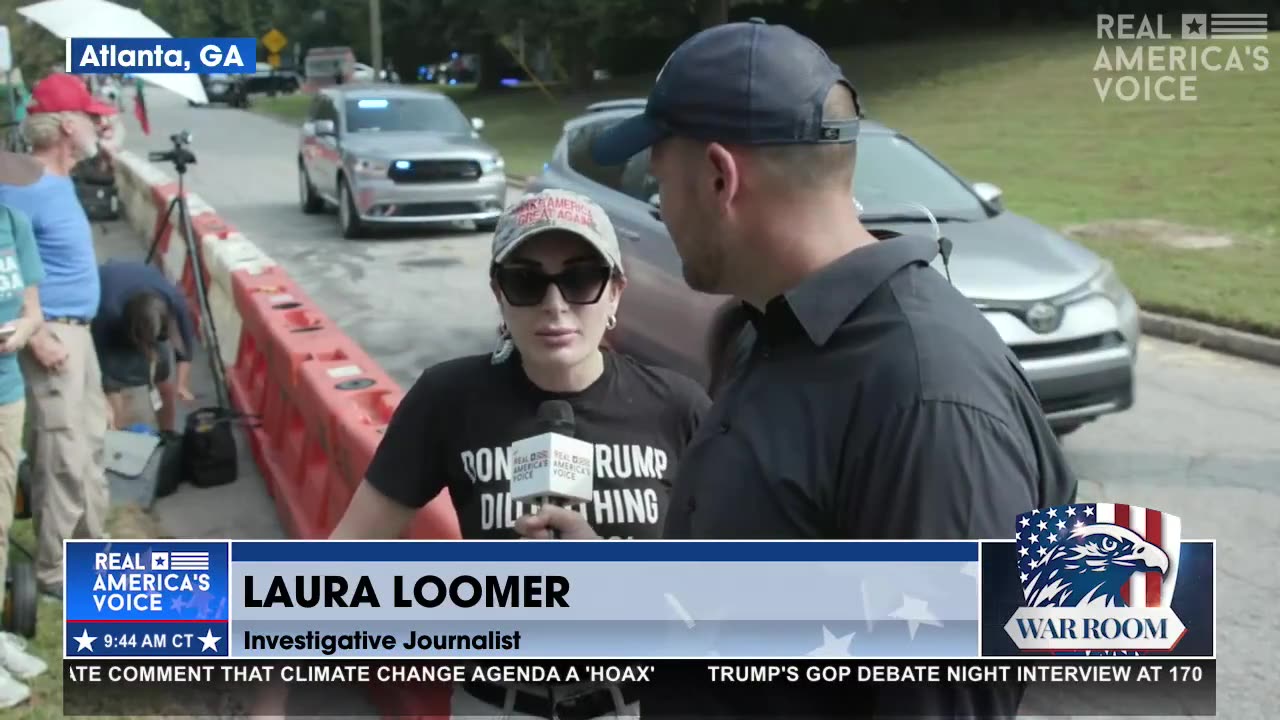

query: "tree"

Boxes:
[696, 0, 728, 27]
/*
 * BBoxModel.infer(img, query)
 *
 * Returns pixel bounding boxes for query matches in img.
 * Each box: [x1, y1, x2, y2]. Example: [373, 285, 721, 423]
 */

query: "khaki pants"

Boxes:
[19, 322, 110, 590]
[0, 399, 25, 610]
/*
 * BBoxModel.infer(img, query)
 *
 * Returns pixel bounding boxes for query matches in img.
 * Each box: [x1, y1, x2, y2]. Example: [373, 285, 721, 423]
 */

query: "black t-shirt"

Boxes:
[364, 349, 711, 540]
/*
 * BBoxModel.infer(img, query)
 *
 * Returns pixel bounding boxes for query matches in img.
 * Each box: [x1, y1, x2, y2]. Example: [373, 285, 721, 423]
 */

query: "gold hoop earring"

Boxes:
[606, 315, 618, 330]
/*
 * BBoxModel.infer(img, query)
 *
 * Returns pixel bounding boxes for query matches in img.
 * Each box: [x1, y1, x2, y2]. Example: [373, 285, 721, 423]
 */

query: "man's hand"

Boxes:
[514, 506, 601, 540]
[177, 385, 195, 402]
[0, 318, 37, 355]
[27, 329, 68, 372]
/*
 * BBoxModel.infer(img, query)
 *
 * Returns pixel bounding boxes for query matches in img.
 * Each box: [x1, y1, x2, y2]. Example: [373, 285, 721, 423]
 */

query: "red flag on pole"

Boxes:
[133, 78, 150, 135]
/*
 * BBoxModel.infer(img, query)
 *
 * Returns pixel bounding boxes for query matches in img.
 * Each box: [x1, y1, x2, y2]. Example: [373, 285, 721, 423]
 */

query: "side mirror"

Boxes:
[973, 181, 1003, 209]
[647, 193, 661, 219]
[314, 119, 336, 136]
[471, 117, 485, 132]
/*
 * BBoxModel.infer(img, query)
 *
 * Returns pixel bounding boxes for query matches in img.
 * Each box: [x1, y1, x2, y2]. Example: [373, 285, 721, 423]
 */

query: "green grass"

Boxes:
[252, 27, 1280, 336]
[8, 506, 174, 719]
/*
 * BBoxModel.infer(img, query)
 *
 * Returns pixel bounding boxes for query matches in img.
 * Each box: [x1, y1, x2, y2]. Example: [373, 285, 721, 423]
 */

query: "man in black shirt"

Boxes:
[517, 19, 1077, 719]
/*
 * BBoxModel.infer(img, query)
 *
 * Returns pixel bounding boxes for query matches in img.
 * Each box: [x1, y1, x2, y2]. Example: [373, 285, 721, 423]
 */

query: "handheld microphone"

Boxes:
[509, 400, 594, 539]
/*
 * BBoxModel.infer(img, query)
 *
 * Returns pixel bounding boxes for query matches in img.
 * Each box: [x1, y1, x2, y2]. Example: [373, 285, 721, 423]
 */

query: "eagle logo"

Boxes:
[1006, 503, 1185, 655]
[1022, 524, 1170, 609]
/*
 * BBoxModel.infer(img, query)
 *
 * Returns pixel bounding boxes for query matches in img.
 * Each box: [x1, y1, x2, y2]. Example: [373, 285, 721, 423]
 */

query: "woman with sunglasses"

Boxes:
[249, 189, 709, 720]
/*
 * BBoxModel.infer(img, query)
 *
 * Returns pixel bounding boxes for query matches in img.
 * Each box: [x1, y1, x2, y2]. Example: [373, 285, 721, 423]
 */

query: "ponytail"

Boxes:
[122, 291, 169, 364]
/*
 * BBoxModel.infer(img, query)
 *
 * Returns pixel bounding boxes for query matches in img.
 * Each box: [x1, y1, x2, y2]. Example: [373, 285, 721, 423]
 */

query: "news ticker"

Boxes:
[63, 538, 1216, 660]
[61, 659, 1216, 717]
[66, 37, 256, 74]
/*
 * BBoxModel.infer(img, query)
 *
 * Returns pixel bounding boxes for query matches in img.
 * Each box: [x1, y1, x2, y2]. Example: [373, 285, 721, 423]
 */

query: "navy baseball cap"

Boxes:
[591, 18, 862, 166]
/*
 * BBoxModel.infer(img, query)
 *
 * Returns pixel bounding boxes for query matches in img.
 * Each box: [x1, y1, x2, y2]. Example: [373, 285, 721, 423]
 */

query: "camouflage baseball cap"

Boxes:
[491, 189, 624, 274]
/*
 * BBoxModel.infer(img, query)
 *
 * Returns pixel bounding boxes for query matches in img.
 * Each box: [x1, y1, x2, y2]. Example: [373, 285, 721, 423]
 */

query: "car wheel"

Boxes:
[475, 218, 499, 233]
[338, 177, 364, 239]
[297, 160, 323, 214]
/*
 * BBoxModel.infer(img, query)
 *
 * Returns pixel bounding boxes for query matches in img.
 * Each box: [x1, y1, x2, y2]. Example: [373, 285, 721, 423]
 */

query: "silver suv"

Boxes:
[297, 84, 507, 238]
[530, 100, 1141, 436]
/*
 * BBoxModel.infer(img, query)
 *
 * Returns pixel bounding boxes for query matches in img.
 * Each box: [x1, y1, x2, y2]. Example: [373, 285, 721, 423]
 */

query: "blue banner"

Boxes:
[66, 38, 255, 74]
[65, 541, 230, 658]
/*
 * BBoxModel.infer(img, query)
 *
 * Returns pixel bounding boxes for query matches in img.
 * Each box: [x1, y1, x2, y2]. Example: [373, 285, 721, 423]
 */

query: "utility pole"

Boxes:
[369, 0, 383, 76]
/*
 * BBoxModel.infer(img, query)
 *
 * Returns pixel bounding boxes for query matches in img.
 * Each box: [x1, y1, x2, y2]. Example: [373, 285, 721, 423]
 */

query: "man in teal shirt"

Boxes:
[0, 194, 49, 708]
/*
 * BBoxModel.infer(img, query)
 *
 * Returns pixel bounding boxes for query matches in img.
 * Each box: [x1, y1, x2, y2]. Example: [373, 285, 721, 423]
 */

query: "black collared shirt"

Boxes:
[654, 232, 1076, 718]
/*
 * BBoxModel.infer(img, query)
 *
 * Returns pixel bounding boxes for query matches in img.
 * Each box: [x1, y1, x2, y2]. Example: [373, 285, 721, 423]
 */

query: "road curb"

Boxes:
[1140, 311, 1280, 367]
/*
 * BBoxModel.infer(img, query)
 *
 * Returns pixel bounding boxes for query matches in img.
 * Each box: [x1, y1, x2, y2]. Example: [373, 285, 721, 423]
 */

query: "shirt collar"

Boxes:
[746, 232, 940, 347]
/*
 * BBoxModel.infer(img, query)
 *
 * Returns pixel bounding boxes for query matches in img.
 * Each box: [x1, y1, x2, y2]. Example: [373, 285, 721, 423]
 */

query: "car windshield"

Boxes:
[344, 97, 471, 134]
[306, 57, 345, 77]
[854, 133, 991, 221]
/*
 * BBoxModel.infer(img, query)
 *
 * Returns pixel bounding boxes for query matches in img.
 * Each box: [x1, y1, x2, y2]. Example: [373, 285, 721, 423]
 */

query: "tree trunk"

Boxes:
[561, 27, 594, 93]
[696, 0, 728, 28]
[474, 33, 504, 92]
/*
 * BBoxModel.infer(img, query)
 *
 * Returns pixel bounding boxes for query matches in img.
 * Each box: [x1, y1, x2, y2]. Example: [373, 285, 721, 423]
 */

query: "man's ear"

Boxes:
[705, 143, 738, 211]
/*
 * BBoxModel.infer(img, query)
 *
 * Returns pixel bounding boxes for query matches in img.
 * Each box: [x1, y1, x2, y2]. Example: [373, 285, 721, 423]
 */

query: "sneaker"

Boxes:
[0, 633, 47, 680]
[0, 666, 30, 709]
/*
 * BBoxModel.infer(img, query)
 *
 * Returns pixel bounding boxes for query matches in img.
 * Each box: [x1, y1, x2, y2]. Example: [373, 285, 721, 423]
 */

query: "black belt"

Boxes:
[47, 316, 92, 326]
[462, 680, 639, 720]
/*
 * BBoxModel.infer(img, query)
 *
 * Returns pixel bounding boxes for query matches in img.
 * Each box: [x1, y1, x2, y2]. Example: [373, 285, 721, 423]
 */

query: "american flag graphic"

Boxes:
[1016, 503, 1182, 610]
[1210, 13, 1269, 39]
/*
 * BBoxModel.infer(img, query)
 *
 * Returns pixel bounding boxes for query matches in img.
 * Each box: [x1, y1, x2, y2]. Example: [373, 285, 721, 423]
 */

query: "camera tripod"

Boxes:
[143, 131, 231, 411]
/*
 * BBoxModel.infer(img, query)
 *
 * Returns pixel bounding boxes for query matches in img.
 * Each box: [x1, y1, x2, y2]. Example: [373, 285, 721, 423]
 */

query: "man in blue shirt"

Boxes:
[0, 73, 117, 603]
[92, 260, 197, 434]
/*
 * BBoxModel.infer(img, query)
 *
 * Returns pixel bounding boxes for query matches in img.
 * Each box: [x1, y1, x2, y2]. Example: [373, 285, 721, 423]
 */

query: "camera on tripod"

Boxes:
[148, 130, 196, 172]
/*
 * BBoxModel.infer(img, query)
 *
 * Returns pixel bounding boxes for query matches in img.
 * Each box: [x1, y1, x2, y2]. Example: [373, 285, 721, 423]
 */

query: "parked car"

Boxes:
[191, 73, 249, 108]
[528, 100, 1141, 435]
[296, 84, 507, 238]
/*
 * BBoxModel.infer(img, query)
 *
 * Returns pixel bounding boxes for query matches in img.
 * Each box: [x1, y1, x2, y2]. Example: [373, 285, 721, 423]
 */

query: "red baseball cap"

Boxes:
[28, 73, 117, 116]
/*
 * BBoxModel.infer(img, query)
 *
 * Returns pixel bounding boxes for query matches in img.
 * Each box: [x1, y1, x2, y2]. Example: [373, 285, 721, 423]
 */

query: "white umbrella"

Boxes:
[17, 0, 208, 104]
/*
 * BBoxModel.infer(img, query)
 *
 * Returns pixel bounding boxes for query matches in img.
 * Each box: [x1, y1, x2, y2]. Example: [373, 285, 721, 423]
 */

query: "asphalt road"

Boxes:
[122, 91, 1277, 719]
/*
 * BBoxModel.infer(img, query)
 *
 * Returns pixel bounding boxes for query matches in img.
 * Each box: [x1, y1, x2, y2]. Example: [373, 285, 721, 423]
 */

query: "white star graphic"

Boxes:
[1037, 520, 1048, 531]
[1074, 521, 1085, 530]
[1018, 546, 1029, 557]
[198, 629, 221, 652]
[1047, 508, 1058, 518]
[1019, 572, 1028, 583]
[1019, 517, 1030, 528]
[1028, 533, 1039, 544]
[1032, 509, 1040, 515]
[1048, 532, 1057, 542]
[1057, 520, 1067, 531]
[1067, 507, 1077, 517]
[74, 628, 96, 652]
[888, 595, 943, 640]
[663, 593, 696, 629]
[1037, 546, 1050, 558]
[1085, 507, 1095, 517]
[807, 626, 855, 657]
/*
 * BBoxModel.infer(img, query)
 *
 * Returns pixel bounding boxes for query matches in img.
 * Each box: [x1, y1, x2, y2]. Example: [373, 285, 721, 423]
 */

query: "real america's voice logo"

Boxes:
[1004, 503, 1185, 654]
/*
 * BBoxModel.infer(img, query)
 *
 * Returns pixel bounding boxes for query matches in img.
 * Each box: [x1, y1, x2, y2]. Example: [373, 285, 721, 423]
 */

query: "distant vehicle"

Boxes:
[303, 46, 356, 91]
[296, 84, 507, 239]
[191, 73, 249, 108]
[245, 63, 300, 95]
[528, 100, 1142, 435]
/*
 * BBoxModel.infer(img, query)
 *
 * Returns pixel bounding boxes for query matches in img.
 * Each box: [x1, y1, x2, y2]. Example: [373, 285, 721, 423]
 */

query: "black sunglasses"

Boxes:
[494, 264, 613, 307]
